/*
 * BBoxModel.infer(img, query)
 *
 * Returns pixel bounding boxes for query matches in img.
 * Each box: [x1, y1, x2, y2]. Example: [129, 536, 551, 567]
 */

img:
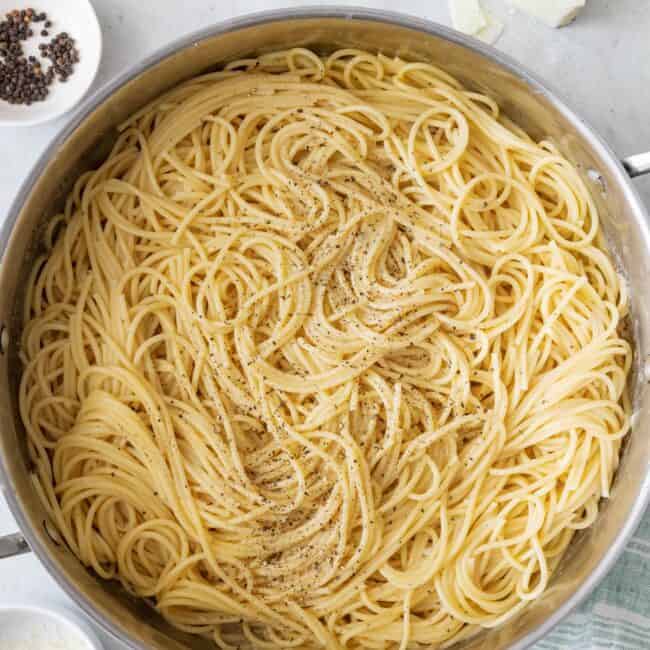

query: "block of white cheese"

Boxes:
[508, 0, 587, 28]
[476, 13, 504, 44]
[448, 0, 487, 35]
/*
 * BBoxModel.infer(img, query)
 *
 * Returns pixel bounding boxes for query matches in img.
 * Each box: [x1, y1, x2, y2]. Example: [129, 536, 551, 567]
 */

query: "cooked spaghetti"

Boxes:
[19, 48, 631, 649]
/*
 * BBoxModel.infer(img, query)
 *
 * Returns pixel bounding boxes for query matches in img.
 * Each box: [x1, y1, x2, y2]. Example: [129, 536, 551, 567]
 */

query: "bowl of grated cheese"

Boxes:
[0, 605, 103, 650]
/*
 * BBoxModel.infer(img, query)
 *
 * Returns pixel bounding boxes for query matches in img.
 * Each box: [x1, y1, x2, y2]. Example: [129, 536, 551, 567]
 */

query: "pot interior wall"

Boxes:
[0, 13, 648, 650]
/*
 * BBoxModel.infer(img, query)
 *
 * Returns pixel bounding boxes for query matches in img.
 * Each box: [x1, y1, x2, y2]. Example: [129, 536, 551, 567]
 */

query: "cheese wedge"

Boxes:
[449, 0, 487, 35]
[476, 13, 504, 44]
[508, 0, 587, 28]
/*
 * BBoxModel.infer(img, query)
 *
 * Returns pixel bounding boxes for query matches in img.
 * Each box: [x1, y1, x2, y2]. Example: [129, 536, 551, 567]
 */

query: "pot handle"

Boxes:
[623, 152, 650, 178]
[0, 532, 30, 559]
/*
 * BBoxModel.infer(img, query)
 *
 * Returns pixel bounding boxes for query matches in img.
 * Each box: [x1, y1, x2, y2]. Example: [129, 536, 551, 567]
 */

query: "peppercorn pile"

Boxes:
[0, 8, 79, 106]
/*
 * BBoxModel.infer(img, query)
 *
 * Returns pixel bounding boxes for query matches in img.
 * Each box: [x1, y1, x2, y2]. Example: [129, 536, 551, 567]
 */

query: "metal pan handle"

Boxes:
[623, 152, 650, 178]
[0, 531, 30, 559]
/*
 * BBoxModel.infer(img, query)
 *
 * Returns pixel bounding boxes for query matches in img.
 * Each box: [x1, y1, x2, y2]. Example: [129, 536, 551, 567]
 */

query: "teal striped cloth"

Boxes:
[534, 510, 650, 650]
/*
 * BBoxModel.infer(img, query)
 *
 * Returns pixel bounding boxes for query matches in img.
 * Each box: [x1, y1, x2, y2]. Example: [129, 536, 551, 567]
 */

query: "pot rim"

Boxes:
[1, 7, 649, 650]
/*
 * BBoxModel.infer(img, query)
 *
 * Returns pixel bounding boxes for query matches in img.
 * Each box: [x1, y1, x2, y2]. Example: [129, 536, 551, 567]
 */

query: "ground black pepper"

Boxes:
[0, 8, 79, 105]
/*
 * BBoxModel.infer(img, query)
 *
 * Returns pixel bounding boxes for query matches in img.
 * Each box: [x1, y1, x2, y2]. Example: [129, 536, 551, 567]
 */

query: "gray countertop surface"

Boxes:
[1, 1, 649, 648]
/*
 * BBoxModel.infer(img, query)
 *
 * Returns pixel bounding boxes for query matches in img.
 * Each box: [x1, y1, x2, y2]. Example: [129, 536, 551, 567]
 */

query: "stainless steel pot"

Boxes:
[1, 8, 650, 650]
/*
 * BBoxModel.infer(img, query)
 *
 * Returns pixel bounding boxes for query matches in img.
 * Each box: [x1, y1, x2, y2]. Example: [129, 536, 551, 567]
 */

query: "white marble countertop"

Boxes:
[1, 1, 650, 648]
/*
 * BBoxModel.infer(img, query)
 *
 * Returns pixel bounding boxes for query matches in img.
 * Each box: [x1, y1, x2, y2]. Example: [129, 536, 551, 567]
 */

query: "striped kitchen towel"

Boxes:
[534, 509, 650, 650]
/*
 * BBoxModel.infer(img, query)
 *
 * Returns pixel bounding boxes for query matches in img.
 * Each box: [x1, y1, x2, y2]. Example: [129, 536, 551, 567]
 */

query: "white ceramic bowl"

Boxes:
[0, 604, 104, 649]
[0, 0, 101, 126]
